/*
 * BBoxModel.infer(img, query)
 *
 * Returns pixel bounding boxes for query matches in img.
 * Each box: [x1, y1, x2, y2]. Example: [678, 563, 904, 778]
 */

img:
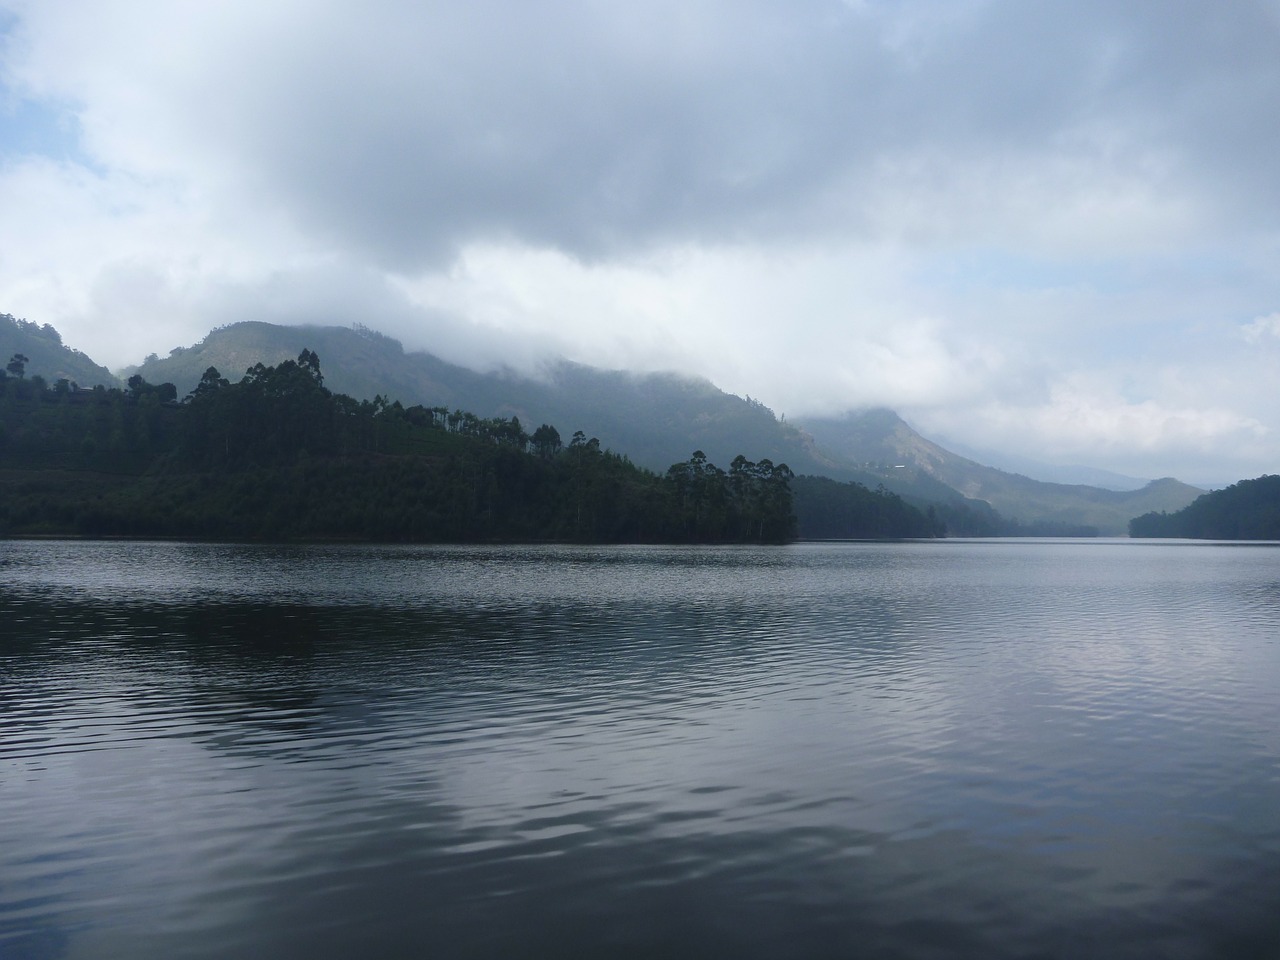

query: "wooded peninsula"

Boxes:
[1129, 475, 1280, 540]
[0, 349, 944, 542]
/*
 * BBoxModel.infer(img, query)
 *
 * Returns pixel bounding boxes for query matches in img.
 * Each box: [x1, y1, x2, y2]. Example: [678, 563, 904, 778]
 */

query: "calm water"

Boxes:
[2, 539, 1279, 959]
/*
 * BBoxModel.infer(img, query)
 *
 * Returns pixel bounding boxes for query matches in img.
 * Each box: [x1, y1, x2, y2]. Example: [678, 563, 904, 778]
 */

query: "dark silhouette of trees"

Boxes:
[665, 451, 796, 542]
[1130, 475, 1280, 539]
[791, 475, 943, 539]
[531, 423, 562, 459]
[0, 348, 801, 544]
[126, 373, 179, 403]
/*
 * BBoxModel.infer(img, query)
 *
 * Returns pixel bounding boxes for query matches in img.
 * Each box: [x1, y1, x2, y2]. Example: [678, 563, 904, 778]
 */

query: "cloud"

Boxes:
[1241, 312, 1280, 343]
[914, 366, 1273, 486]
[2, 0, 1280, 482]
[10, 0, 1279, 265]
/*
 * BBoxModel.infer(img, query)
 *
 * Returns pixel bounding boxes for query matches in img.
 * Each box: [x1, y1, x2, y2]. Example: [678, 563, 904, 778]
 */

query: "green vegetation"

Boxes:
[0, 349, 805, 543]
[130, 321, 825, 479]
[790, 475, 1099, 538]
[1129, 475, 1280, 539]
[0, 345, 955, 543]
[130, 318, 1191, 534]
[1, 312, 121, 389]
[8, 313, 1130, 541]
[792, 475, 944, 539]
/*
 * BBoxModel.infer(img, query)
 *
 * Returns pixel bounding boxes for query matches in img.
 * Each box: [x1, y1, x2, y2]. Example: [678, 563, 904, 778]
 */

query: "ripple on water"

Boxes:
[3, 540, 1280, 958]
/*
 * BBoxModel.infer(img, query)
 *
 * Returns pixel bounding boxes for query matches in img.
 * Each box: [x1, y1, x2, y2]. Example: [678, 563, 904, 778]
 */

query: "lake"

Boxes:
[2, 539, 1279, 959]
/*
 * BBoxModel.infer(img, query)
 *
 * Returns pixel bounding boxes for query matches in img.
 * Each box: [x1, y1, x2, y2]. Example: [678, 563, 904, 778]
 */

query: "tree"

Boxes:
[532, 423, 562, 459]
[186, 366, 230, 401]
[298, 348, 323, 386]
[7, 354, 28, 379]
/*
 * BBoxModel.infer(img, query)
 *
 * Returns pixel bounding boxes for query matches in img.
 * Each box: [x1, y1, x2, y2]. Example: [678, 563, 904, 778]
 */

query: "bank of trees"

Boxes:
[0, 349, 801, 543]
[1129, 475, 1280, 539]
[791, 475, 945, 539]
[1, 353, 182, 473]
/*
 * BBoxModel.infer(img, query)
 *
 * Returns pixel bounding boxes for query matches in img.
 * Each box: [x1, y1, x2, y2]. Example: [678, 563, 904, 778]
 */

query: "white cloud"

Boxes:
[915, 370, 1272, 486]
[392, 240, 1005, 415]
[1241, 312, 1280, 343]
[2, 0, 1280, 482]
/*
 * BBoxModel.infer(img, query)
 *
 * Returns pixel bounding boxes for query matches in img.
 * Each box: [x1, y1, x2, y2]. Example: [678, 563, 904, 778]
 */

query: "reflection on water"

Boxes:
[3, 540, 1280, 959]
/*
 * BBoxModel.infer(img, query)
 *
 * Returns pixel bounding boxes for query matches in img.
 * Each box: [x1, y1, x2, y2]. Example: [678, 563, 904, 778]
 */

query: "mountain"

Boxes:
[132, 321, 859, 479]
[124, 323, 994, 501]
[933, 437, 1152, 491]
[798, 409, 1203, 535]
[127, 320, 1203, 534]
[1, 313, 121, 389]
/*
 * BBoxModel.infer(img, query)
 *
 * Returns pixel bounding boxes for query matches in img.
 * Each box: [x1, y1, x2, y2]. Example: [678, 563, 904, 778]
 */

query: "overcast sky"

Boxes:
[2, 0, 1279, 485]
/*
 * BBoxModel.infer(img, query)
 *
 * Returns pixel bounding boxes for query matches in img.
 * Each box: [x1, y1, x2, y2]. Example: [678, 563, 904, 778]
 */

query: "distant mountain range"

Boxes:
[931, 437, 1153, 491]
[801, 409, 1202, 535]
[7, 315, 1205, 534]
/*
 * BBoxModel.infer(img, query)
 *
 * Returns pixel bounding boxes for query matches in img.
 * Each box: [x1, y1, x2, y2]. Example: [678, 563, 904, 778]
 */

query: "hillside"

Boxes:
[799, 409, 1203, 535]
[30, 315, 1205, 534]
[126, 322, 1047, 527]
[133, 322, 857, 480]
[935, 437, 1152, 490]
[0, 352, 804, 543]
[1130, 475, 1280, 539]
[1, 313, 121, 389]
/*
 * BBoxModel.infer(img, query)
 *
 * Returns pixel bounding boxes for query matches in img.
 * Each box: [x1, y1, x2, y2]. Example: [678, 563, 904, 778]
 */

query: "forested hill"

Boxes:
[131, 321, 843, 481]
[0, 349, 940, 543]
[7, 314, 1207, 535]
[131, 320, 1200, 534]
[1129, 475, 1280, 539]
[1, 313, 121, 390]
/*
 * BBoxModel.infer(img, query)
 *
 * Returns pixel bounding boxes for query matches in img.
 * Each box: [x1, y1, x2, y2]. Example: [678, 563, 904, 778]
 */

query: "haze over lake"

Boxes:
[3, 539, 1279, 959]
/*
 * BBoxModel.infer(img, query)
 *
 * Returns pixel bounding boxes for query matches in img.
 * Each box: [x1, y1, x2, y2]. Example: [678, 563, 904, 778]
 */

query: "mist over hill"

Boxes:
[130, 322, 989, 520]
[1, 313, 121, 389]
[932, 436, 1154, 492]
[799, 409, 1204, 534]
[0, 311, 1205, 535]
[125, 320, 1204, 535]
[132, 321, 850, 480]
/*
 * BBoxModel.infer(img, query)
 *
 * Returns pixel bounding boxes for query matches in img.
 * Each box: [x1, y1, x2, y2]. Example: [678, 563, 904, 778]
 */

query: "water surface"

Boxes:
[3, 539, 1279, 958]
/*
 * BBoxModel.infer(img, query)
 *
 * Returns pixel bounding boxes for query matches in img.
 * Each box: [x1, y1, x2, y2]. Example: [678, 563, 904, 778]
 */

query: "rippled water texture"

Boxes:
[3, 539, 1280, 959]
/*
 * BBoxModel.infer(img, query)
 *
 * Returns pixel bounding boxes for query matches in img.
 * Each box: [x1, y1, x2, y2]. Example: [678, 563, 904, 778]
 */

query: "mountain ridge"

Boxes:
[10, 314, 1205, 534]
[800, 409, 1204, 532]
[129, 320, 1203, 534]
[932, 436, 1153, 491]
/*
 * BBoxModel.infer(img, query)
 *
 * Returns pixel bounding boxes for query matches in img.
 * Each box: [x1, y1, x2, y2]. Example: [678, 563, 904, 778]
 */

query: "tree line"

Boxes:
[1, 349, 808, 543]
[2, 348, 954, 542]
[1129, 475, 1280, 539]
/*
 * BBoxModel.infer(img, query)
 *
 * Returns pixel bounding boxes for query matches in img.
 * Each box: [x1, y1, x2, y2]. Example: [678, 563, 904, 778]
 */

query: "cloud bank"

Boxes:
[2, 0, 1279, 484]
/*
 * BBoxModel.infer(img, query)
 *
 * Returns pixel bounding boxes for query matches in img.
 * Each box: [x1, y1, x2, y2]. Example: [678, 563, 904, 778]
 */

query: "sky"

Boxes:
[2, 0, 1279, 486]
